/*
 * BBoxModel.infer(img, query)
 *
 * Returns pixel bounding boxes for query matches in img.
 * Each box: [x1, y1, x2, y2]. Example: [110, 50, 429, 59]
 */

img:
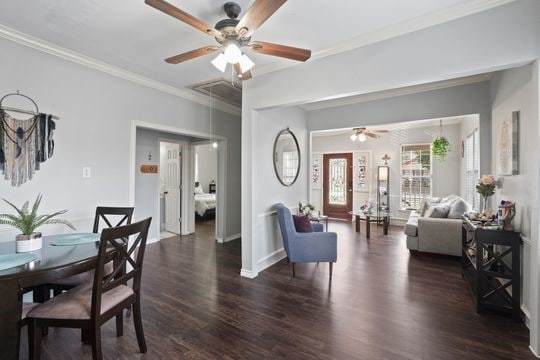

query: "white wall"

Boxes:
[194, 143, 217, 193]
[241, 106, 308, 277]
[490, 64, 537, 327]
[459, 116, 481, 199]
[0, 37, 241, 243]
[311, 122, 462, 222]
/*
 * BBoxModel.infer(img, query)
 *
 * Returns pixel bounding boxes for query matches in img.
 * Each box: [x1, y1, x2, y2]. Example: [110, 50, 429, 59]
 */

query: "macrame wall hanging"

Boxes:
[0, 91, 59, 187]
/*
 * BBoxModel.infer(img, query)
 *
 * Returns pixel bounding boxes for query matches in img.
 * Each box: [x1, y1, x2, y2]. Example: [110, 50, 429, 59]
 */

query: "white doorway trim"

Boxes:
[129, 120, 227, 241]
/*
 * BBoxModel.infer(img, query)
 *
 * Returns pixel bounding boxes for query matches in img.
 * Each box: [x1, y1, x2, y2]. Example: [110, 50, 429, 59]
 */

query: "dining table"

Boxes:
[0, 233, 112, 360]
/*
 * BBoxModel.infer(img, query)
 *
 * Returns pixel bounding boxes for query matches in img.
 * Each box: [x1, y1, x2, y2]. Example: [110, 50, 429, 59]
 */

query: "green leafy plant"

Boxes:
[0, 194, 76, 235]
[432, 137, 451, 161]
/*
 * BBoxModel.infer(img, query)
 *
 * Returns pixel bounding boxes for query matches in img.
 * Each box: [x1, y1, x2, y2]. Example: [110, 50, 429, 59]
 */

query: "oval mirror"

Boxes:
[273, 128, 301, 186]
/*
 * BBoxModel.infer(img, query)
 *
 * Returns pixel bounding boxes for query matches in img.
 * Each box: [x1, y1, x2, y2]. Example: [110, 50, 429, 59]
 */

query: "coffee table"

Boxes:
[350, 211, 389, 239]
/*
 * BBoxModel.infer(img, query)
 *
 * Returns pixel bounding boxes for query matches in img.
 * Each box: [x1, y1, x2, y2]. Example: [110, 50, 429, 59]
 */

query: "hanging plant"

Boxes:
[432, 136, 451, 161]
[432, 120, 451, 161]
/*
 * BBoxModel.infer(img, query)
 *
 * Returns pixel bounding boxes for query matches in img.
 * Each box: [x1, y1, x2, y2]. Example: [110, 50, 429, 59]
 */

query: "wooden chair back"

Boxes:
[91, 218, 151, 321]
[92, 207, 134, 233]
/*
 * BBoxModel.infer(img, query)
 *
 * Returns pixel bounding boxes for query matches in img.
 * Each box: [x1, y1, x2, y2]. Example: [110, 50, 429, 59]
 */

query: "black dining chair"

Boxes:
[27, 217, 152, 360]
[46, 206, 134, 296]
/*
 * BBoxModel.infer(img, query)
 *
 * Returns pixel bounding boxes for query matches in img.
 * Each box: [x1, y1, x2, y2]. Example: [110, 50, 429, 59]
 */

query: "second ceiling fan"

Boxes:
[145, 0, 312, 80]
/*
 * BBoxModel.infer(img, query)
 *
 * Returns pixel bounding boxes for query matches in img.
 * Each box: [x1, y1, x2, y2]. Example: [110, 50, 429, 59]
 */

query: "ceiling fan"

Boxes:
[350, 127, 389, 142]
[145, 0, 312, 80]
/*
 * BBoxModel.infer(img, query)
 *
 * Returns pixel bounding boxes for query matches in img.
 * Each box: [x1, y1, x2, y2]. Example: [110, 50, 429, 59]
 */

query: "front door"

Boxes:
[323, 153, 353, 219]
[164, 142, 181, 234]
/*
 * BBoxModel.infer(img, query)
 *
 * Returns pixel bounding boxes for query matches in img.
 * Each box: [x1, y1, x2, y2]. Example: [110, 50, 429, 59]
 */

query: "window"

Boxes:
[282, 151, 298, 184]
[465, 129, 480, 209]
[401, 144, 432, 210]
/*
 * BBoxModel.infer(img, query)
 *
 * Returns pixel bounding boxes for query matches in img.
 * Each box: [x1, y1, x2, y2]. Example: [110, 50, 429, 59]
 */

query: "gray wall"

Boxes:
[195, 143, 217, 193]
[0, 37, 241, 242]
[308, 81, 492, 176]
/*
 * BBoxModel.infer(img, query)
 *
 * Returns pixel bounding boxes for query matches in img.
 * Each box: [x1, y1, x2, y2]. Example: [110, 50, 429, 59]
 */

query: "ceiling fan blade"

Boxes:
[236, 0, 287, 39]
[234, 63, 253, 80]
[249, 41, 311, 62]
[145, 0, 222, 39]
[373, 130, 389, 133]
[165, 46, 220, 64]
[365, 132, 380, 139]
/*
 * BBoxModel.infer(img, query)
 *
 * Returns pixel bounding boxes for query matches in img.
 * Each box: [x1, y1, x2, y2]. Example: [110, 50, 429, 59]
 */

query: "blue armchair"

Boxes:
[274, 203, 337, 278]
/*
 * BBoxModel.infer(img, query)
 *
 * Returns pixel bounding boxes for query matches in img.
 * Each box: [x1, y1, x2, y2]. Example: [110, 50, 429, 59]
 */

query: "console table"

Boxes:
[462, 217, 521, 321]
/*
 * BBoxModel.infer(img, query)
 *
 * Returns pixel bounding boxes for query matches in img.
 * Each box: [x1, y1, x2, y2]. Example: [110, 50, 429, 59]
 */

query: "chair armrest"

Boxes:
[288, 232, 337, 263]
[312, 223, 324, 232]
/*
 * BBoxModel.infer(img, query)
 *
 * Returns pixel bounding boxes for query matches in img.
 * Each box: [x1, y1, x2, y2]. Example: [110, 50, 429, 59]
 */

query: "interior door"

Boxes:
[323, 153, 353, 219]
[164, 143, 181, 234]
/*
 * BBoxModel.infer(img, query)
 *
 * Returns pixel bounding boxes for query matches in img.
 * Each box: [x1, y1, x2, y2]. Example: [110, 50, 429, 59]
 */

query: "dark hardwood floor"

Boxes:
[20, 220, 533, 359]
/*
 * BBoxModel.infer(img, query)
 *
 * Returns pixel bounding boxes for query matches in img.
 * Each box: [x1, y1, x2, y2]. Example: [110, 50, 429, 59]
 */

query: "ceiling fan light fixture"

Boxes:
[238, 54, 255, 73]
[224, 42, 242, 64]
[358, 133, 367, 142]
[350, 134, 357, 141]
[211, 53, 228, 72]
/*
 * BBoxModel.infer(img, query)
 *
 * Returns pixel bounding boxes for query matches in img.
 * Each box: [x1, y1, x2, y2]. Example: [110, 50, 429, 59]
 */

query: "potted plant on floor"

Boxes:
[0, 194, 76, 252]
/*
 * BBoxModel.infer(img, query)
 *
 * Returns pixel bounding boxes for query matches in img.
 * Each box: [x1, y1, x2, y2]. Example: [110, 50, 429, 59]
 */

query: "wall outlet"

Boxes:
[82, 167, 91, 178]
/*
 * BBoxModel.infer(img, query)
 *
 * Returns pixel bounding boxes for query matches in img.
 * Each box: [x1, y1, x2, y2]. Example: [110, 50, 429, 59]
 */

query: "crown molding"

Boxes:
[254, 0, 515, 77]
[0, 24, 241, 116]
[301, 73, 493, 111]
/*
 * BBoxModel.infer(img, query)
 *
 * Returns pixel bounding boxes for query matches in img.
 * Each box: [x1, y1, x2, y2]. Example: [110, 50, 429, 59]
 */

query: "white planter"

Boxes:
[16, 233, 42, 252]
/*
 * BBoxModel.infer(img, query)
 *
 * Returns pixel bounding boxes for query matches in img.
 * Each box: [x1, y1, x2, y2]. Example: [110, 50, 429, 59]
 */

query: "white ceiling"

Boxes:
[0, 0, 503, 95]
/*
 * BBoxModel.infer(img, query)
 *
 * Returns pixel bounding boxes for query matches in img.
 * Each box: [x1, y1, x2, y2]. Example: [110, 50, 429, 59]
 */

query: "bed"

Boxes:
[195, 182, 216, 220]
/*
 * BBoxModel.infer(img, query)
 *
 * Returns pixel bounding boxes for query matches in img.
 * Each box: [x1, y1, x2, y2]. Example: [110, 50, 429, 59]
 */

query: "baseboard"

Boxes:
[240, 268, 258, 279]
[146, 237, 159, 245]
[257, 247, 287, 273]
[529, 345, 539, 358]
[224, 233, 241, 242]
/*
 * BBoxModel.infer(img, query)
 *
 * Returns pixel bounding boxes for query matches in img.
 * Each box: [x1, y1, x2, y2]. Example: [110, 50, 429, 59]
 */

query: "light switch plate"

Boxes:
[82, 167, 91, 178]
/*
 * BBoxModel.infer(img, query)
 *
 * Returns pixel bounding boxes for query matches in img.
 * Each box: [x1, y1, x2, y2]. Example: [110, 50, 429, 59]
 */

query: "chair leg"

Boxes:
[91, 326, 102, 360]
[292, 263, 296, 278]
[329, 262, 333, 278]
[116, 311, 124, 337]
[133, 300, 147, 353]
[29, 320, 42, 360]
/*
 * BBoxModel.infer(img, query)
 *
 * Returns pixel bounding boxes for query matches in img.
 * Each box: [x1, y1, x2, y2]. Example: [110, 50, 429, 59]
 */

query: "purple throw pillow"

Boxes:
[293, 215, 313, 233]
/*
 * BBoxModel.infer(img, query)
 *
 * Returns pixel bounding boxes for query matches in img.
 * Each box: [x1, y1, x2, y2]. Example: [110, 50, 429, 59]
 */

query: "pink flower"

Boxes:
[480, 175, 495, 186]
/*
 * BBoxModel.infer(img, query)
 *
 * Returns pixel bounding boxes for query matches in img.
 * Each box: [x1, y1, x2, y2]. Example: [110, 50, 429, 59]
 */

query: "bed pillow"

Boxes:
[425, 205, 450, 218]
[292, 215, 313, 233]
[194, 185, 204, 194]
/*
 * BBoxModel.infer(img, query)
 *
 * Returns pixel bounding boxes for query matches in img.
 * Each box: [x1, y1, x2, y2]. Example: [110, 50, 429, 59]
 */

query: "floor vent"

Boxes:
[189, 78, 242, 107]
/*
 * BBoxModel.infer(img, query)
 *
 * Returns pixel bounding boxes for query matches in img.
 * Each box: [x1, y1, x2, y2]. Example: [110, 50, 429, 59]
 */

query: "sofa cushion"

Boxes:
[292, 215, 313, 233]
[441, 194, 460, 205]
[419, 197, 441, 216]
[425, 205, 450, 218]
[448, 198, 471, 219]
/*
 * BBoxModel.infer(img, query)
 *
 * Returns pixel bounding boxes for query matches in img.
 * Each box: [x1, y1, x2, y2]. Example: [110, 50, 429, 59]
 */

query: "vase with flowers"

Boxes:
[476, 175, 496, 213]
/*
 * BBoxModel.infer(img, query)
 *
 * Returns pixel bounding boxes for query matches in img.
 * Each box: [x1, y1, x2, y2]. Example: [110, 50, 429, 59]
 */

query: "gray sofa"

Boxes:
[405, 195, 471, 256]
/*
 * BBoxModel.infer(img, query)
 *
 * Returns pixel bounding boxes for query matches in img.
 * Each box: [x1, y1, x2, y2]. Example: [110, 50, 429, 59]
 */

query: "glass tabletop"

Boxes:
[0, 233, 101, 279]
[350, 210, 390, 220]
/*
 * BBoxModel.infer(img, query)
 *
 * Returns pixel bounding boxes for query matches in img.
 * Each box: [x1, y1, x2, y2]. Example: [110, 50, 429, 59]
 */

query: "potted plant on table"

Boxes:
[0, 194, 76, 252]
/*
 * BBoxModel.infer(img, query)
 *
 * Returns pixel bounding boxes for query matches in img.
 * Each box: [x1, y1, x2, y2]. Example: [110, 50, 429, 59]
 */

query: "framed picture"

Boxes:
[355, 152, 370, 192]
[312, 157, 321, 189]
[498, 111, 519, 175]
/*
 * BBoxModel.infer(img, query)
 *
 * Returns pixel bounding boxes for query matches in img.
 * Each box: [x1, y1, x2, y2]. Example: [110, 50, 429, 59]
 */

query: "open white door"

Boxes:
[164, 143, 181, 234]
